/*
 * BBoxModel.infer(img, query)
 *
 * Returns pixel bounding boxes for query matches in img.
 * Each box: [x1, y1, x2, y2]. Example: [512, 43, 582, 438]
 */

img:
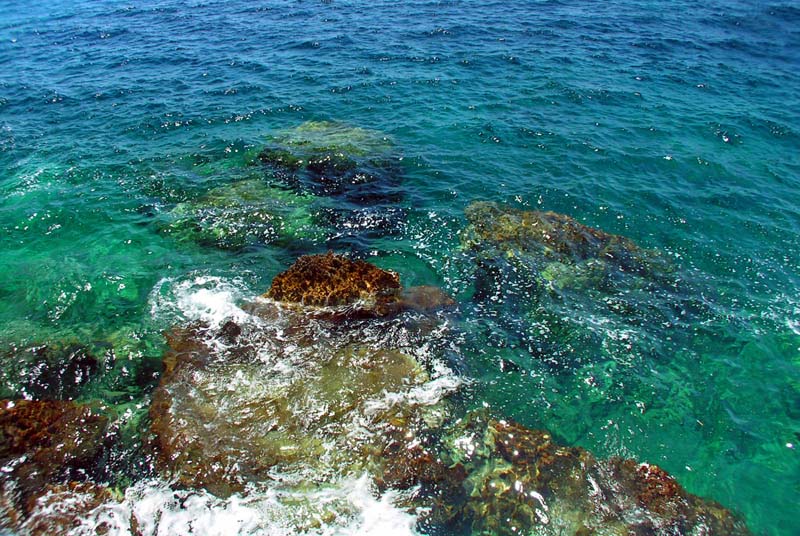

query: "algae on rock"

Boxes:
[161, 179, 326, 250]
[417, 411, 751, 536]
[261, 252, 455, 319]
[257, 121, 406, 243]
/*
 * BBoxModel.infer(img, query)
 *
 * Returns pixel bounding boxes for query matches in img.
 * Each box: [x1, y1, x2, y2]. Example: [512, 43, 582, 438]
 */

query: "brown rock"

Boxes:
[264, 252, 401, 314]
[0, 400, 109, 532]
[22, 482, 113, 536]
[150, 328, 440, 496]
[262, 253, 456, 319]
[0, 400, 108, 492]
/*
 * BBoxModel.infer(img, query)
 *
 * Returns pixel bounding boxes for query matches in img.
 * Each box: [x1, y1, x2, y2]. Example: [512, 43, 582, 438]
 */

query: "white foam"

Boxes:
[78, 475, 421, 536]
[148, 275, 252, 328]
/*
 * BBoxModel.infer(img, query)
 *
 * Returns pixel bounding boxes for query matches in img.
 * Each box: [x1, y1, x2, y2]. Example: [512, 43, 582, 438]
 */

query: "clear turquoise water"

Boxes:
[1, 0, 798, 534]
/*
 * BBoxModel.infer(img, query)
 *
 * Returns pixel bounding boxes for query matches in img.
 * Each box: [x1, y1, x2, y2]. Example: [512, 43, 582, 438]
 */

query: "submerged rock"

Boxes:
[150, 326, 454, 497]
[462, 201, 672, 302]
[258, 120, 401, 202]
[262, 252, 455, 318]
[464, 201, 661, 276]
[461, 201, 688, 368]
[421, 412, 750, 535]
[258, 121, 405, 242]
[18, 482, 114, 536]
[148, 254, 460, 497]
[0, 343, 99, 400]
[161, 179, 325, 250]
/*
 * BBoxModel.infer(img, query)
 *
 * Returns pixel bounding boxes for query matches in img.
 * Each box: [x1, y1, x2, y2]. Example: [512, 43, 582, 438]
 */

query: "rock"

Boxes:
[462, 200, 674, 301]
[257, 121, 404, 241]
[461, 201, 687, 369]
[20, 482, 113, 536]
[160, 179, 325, 250]
[398, 286, 457, 312]
[149, 254, 459, 506]
[424, 412, 750, 535]
[264, 252, 401, 310]
[0, 344, 99, 400]
[0, 400, 109, 528]
[262, 253, 455, 319]
[150, 322, 453, 496]
[464, 201, 661, 276]
[262, 120, 394, 161]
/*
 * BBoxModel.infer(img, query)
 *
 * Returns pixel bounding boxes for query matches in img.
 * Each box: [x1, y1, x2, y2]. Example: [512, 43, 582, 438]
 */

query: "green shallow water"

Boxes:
[1, 0, 799, 534]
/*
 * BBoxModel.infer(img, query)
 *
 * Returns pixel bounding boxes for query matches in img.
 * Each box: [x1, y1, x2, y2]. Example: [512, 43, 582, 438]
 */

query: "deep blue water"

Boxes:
[1, 1, 799, 534]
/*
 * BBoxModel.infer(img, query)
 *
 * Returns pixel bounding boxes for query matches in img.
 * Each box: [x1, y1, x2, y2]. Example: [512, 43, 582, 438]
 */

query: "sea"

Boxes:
[0, 1, 798, 535]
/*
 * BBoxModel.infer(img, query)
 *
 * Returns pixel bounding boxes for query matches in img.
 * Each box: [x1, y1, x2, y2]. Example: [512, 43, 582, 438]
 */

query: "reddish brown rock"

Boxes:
[264, 252, 401, 312]
[0, 400, 109, 533]
[262, 252, 455, 318]
[0, 400, 108, 491]
[22, 482, 113, 536]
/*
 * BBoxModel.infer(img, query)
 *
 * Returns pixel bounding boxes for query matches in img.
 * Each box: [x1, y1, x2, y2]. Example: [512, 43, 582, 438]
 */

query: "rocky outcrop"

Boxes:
[150, 327, 450, 496]
[0, 400, 110, 533]
[148, 253, 460, 497]
[464, 201, 658, 275]
[262, 252, 455, 318]
[264, 251, 402, 308]
[258, 121, 405, 243]
[415, 412, 750, 535]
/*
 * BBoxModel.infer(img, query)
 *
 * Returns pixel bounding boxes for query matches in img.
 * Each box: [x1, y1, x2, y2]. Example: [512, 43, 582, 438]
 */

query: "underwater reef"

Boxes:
[157, 121, 406, 253]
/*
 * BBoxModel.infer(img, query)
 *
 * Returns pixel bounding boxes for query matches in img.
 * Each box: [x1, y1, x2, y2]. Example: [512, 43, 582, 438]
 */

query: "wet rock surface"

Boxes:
[0, 400, 110, 533]
[149, 274, 460, 497]
[264, 252, 402, 309]
[151, 338, 437, 495]
[19, 482, 114, 536]
[262, 252, 455, 318]
[417, 412, 750, 536]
